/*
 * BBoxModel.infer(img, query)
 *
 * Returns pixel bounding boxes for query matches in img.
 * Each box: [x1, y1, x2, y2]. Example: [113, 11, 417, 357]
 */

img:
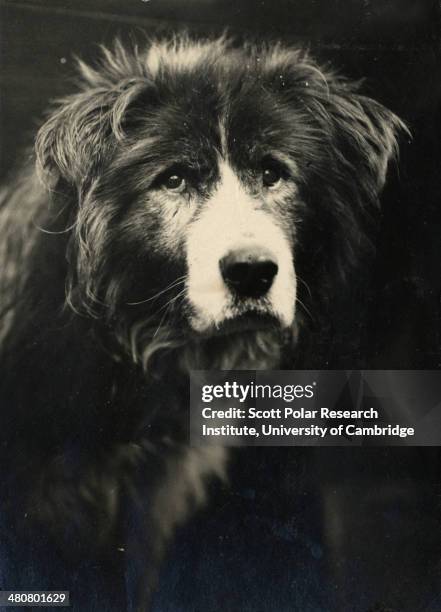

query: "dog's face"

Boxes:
[122, 97, 300, 336]
[146, 155, 297, 333]
[36, 37, 404, 368]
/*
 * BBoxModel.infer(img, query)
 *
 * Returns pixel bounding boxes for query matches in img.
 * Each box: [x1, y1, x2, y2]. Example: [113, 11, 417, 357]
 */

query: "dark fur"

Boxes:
[0, 36, 405, 609]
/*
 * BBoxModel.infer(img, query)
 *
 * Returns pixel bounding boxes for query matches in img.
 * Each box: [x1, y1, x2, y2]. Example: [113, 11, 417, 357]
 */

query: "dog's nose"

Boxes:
[220, 247, 278, 298]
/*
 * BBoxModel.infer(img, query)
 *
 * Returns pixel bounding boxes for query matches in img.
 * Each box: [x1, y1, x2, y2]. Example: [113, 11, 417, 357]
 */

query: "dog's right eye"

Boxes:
[163, 174, 186, 193]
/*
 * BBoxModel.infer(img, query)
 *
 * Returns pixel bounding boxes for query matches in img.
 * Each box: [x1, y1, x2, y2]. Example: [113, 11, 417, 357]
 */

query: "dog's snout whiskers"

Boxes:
[126, 275, 186, 306]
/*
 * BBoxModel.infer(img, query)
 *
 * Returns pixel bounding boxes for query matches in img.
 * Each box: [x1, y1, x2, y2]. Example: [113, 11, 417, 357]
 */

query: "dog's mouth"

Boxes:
[219, 311, 280, 333]
[180, 309, 287, 371]
[195, 311, 282, 339]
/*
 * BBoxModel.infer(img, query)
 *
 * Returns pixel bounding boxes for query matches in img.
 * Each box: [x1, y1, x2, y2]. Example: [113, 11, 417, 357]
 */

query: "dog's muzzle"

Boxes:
[185, 162, 296, 333]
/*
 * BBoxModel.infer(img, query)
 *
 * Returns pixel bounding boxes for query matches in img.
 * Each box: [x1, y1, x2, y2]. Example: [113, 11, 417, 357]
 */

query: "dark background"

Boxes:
[1, 1, 441, 611]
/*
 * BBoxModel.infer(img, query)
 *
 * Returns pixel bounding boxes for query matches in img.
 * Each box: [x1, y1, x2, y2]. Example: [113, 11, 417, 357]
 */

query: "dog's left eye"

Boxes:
[163, 174, 186, 192]
[262, 165, 282, 189]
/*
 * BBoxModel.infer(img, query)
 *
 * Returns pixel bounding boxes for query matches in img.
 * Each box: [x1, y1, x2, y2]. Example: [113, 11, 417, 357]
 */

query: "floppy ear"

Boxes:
[321, 82, 408, 196]
[312, 78, 407, 272]
[265, 46, 408, 207]
[35, 89, 116, 189]
[35, 42, 152, 190]
[265, 47, 406, 194]
[289, 57, 409, 203]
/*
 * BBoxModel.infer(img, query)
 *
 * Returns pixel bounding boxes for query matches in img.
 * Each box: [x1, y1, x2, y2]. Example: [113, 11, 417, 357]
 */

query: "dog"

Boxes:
[0, 35, 405, 610]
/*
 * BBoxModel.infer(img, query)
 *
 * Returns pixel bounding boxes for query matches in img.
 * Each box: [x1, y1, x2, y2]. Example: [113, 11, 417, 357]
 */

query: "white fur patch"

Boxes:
[186, 163, 296, 332]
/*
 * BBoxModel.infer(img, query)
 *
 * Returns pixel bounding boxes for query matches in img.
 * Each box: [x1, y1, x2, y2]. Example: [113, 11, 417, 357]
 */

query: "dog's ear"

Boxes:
[288, 59, 409, 198]
[35, 42, 152, 190]
[267, 48, 408, 197]
[320, 82, 408, 195]
[36, 89, 115, 189]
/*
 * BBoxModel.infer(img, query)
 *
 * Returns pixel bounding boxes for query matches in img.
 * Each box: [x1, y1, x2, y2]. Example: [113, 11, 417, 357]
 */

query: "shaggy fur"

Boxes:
[0, 35, 405, 610]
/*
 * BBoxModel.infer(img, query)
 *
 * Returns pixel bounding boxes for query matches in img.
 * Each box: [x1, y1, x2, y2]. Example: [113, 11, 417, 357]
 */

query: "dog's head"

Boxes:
[36, 36, 406, 369]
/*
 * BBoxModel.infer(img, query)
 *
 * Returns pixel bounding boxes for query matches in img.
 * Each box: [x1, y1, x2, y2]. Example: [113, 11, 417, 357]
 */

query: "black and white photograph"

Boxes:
[0, 1, 440, 610]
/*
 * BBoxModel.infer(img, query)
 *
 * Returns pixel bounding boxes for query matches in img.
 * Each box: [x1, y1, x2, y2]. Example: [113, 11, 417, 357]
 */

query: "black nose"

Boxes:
[220, 247, 278, 299]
